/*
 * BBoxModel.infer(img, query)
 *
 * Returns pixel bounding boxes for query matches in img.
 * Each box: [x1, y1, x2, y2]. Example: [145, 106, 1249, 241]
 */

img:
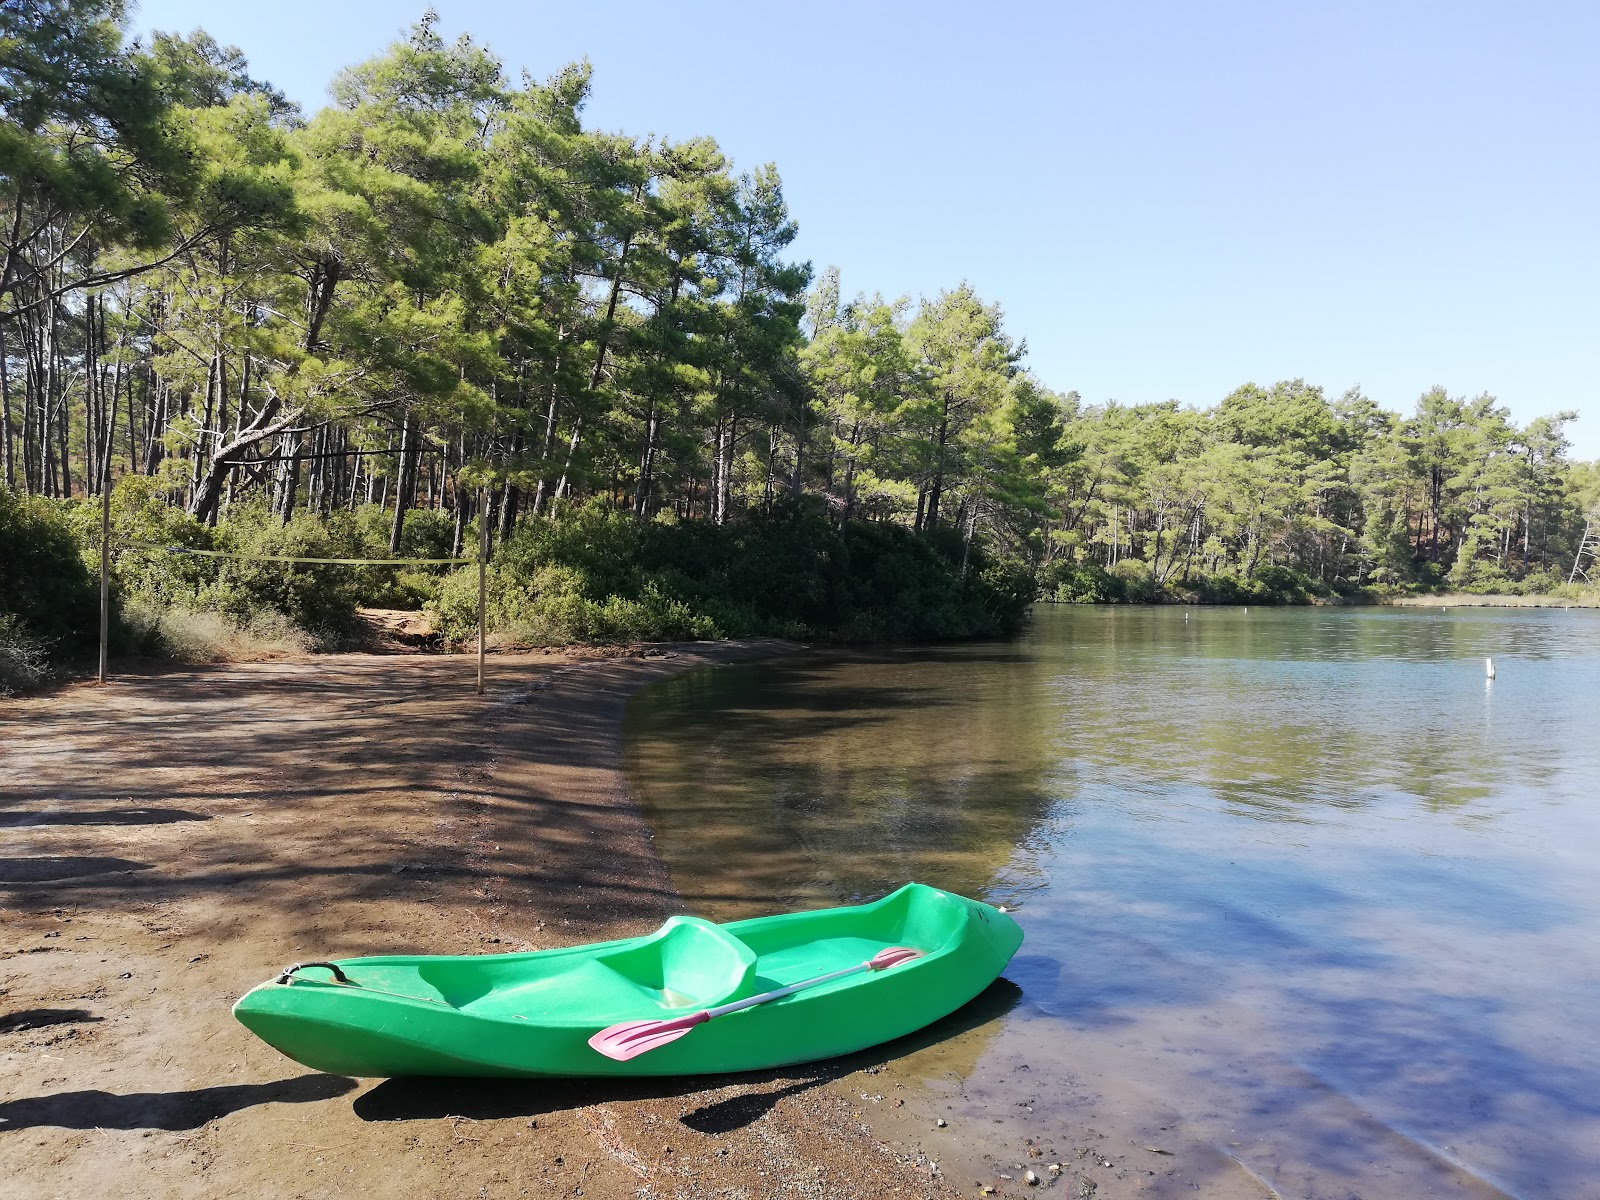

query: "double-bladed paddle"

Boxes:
[588, 945, 923, 1061]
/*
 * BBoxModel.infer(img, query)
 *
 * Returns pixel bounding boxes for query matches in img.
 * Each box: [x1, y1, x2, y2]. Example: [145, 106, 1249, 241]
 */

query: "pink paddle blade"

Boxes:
[589, 1009, 710, 1062]
[868, 946, 922, 970]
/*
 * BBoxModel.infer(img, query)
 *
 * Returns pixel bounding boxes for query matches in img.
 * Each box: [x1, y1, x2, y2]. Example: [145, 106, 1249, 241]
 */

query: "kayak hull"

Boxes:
[233, 883, 1022, 1078]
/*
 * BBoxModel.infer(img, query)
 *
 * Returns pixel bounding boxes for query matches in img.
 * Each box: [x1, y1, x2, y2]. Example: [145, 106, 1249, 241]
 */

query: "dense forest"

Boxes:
[3, 3, 1598, 688]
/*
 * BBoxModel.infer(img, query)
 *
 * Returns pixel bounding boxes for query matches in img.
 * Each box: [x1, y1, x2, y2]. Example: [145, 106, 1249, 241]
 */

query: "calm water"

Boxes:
[624, 607, 1600, 1199]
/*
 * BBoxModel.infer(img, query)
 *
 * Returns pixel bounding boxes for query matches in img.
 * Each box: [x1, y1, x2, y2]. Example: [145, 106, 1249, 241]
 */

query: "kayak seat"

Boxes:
[750, 936, 892, 990]
[434, 916, 758, 1022]
[590, 916, 758, 1008]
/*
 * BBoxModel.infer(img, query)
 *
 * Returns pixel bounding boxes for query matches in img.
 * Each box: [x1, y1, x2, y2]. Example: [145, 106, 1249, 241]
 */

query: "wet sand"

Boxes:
[1, 645, 1268, 1199]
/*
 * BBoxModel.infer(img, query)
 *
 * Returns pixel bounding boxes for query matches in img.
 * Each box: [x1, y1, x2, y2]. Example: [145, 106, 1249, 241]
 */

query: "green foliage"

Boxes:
[199, 505, 372, 644]
[1035, 381, 1587, 600]
[3, 4, 1595, 666]
[0, 487, 99, 657]
[432, 500, 1030, 645]
[0, 613, 53, 695]
[0, 0, 197, 255]
[1041, 561, 1125, 604]
[72, 479, 454, 650]
[1038, 555, 1322, 606]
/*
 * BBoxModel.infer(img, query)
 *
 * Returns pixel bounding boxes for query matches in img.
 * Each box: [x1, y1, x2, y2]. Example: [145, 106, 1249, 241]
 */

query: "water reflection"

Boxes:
[624, 653, 1064, 914]
[625, 606, 1600, 1198]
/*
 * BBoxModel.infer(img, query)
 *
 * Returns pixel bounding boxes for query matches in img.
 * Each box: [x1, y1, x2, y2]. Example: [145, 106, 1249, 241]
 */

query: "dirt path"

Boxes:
[0, 646, 963, 1200]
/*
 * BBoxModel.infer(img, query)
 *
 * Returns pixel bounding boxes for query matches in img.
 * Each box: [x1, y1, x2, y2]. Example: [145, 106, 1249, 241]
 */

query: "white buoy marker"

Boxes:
[1485, 657, 1496, 679]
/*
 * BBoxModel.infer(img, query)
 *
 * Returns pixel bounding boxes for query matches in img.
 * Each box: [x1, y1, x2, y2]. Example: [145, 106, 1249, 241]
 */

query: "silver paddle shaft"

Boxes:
[701, 959, 875, 1019]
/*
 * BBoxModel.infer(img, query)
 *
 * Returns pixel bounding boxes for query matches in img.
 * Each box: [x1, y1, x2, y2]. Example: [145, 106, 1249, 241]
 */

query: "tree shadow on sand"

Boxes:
[0, 809, 212, 828]
[0, 1075, 357, 1132]
[0, 857, 151, 884]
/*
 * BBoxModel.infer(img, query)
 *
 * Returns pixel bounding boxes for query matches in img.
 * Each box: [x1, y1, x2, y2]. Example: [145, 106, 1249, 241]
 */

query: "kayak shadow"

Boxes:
[0, 1074, 357, 1132]
[0, 1008, 101, 1034]
[354, 977, 1023, 1130]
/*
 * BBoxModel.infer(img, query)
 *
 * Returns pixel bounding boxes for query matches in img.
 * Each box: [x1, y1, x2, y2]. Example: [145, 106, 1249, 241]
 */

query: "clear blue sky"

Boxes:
[131, 0, 1600, 460]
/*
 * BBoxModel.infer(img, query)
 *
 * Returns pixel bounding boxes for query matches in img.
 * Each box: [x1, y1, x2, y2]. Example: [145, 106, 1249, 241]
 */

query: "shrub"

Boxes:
[1108, 558, 1159, 602]
[1040, 561, 1124, 604]
[1248, 564, 1314, 604]
[97, 483, 416, 648]
[431, 499, 1031, 645]
[0, 612, 53, 695]
[0, 488, 100, 657]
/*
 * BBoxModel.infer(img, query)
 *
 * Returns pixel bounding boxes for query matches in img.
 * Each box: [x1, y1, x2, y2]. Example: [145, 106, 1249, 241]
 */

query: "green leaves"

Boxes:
[4, 4, 1589, 624]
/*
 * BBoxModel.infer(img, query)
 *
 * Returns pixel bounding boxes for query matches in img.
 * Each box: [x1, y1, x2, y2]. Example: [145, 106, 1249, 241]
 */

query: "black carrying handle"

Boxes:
[276, 961, 351, 985]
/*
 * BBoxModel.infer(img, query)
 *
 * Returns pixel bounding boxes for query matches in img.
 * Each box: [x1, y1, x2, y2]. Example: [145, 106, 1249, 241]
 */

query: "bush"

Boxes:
[1037, 554, 1328, 606]
[94, 483, 453, 648]
[1040, 561, 1124, 603]
[0, 488, 100, 657]
[1248, 564, 1314, 604]
[206, 504, 373, 645]
[431, 499, 1032, 645]
[1107, 558, 1160, 602]
[0, 612, 53, 695]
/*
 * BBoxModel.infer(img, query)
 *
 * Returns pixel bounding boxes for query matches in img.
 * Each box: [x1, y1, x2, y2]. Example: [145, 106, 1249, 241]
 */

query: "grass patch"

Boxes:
[123, 605, 314, 663]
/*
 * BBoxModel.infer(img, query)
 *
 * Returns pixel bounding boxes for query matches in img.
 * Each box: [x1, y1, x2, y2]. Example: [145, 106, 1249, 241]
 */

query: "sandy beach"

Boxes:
[0, 644, 988, 1199]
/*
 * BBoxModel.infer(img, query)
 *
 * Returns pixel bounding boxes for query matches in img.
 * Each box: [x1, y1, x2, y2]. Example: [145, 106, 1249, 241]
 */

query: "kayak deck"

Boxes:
[234, 882, 1023, 1077]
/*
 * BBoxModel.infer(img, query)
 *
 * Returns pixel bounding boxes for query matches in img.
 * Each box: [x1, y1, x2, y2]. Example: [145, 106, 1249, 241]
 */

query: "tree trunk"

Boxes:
[714, 414, 736, 526]
[552, 417, 582, 510]
[83, 292, 98, 495]
[633, 400, 658, 518]
[959, 501, 978, 581]
[841, 421, 860, 523]
[532, 386, 559, 516]
[53, 310, 70, 497]
[1, 322, 12, 490]
[389, 411, 416, 553]
[925, 400, 950, 528]
[190, 351, 218, 506]
[189, 258, 337, 525]
[553, 238, 635, 513]
[498, 476, 519, 539]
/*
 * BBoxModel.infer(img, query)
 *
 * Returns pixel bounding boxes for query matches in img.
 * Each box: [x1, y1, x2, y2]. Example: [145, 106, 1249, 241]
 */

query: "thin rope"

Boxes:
[122, 540, 474, 566]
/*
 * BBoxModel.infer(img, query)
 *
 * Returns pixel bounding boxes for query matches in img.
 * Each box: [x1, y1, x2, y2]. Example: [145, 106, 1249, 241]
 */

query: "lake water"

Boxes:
[623, 606, 1600, 1198]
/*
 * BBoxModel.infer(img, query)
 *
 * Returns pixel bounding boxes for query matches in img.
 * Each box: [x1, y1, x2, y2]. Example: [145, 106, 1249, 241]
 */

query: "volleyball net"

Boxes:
[99, 538, 492, 692]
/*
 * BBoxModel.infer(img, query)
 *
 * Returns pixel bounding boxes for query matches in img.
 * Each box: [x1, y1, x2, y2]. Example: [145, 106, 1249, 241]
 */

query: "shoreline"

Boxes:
[0, 643, 980, 1199]
[1039, 592, 1600, 609]
[1375, 592, 1600, 608]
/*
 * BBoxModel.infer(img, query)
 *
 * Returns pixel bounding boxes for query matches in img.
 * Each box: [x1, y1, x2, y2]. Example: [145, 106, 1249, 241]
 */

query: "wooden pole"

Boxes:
[98, 474, 110, 683]
[476, 486, 488, 695]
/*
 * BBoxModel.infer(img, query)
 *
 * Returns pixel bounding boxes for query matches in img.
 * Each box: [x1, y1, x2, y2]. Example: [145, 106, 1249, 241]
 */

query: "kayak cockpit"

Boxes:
[730, 881, 970, 990]
[261, 885, 982, 1020]
[263, 916, 759, 1021]
[412, 915, 758, 1022]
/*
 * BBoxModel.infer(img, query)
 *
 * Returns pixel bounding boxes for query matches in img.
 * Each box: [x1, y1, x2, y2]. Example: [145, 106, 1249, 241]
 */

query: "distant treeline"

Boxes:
[2, 4, 1598, 691]
[1039, 382, 1599, 603]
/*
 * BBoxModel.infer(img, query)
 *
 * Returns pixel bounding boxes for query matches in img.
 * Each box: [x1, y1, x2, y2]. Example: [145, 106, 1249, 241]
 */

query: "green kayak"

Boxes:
[233, 883, 1022, 1078]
